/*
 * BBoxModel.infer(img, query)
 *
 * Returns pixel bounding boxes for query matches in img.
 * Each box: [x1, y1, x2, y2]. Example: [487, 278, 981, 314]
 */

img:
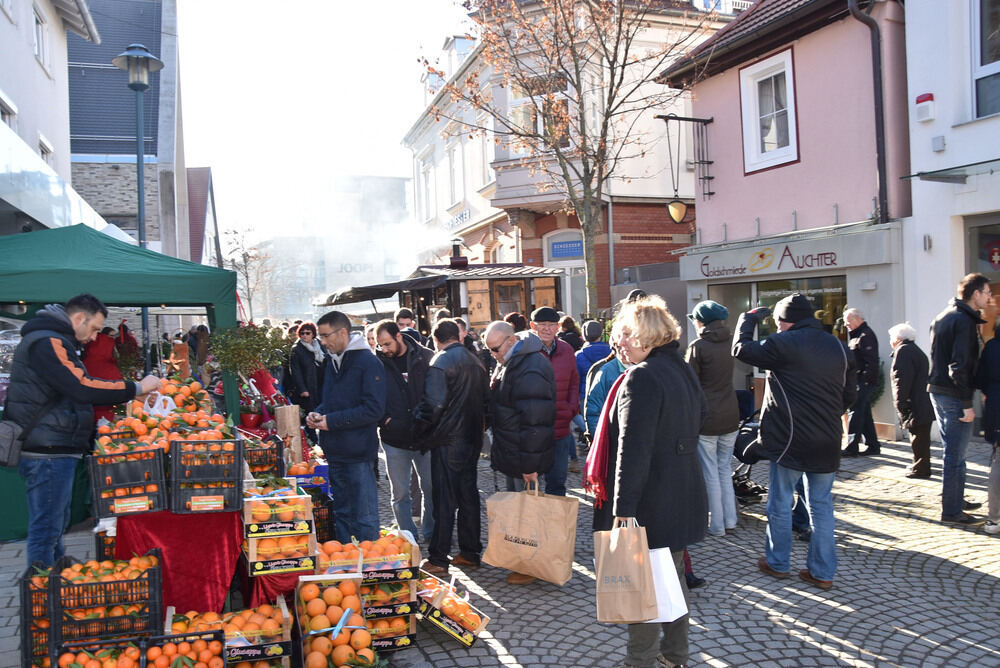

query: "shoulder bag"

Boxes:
[0, 396, 60, 468]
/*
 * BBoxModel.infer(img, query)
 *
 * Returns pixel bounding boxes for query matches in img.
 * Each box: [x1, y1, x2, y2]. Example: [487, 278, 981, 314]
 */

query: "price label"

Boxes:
[190, 495, 224, 511]
[114, 497, 150, 514]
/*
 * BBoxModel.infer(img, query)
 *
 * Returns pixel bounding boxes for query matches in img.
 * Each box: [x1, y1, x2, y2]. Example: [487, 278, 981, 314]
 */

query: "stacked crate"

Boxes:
[169, 436, 244, 513]
[243, 479, 317, 575]
[89, 449, 168, 518]
[416, 570, 491, 647]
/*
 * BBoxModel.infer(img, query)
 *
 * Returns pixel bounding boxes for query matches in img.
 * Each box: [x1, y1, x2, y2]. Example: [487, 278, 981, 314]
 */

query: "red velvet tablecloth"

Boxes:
[115, 511, 243, 612]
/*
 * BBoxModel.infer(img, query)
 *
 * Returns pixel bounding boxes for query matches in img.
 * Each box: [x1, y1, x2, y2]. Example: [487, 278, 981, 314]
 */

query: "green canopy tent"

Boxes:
[0, 224, 240, 540]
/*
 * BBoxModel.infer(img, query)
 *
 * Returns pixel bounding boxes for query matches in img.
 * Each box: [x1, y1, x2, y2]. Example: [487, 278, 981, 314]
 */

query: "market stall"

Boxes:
[0, 223, 239, 540]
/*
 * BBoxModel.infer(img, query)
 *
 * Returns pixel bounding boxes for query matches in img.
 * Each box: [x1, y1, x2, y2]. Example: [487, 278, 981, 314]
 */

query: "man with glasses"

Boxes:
[374, 320, 435, 542]
[308, 311, 386, 542]
[529, 307, 579, 497]
[483, 320, 557, 584]
[928, 273, 991, 525]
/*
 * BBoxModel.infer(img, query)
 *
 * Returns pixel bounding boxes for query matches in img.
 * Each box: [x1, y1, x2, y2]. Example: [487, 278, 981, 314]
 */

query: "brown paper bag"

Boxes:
[593, 519, 657, 623]
[274, 405, 303, 463]
[481, 483, 579, 586]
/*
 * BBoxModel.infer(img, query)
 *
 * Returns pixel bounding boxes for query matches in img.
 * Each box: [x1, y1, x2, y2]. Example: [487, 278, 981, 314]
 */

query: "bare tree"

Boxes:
[224, 228, 270, 323]
[426, 0, 718, 314]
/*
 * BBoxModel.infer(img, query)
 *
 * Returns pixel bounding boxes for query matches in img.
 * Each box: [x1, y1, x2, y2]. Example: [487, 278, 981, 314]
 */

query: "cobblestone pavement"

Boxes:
[3, 439, 998, 668]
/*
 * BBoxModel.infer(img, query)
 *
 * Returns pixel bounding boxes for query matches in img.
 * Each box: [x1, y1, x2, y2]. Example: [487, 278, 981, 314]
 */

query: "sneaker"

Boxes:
[984, 520, 1000, 535]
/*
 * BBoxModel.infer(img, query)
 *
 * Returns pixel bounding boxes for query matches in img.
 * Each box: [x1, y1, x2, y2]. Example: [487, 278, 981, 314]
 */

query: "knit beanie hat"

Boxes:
[774, 293, 815, 323]
[687, 300, 729, 325]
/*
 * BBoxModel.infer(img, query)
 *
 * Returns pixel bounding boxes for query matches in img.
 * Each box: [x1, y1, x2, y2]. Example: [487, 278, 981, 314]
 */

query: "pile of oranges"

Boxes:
[317, 535, 412, 569]
[55, 555, 158, 608]
[298, 580, 376, 668]
[56, 643, 143, 668]
[246, 488, 309, 524]
[418, 577, 483, 632]
[286, 460, 317, 476]
[360, 582, 412, 606]
[150, 376, 214, 414]
[246, 535, 311, 560]
[95, 410, 229, 455]
[170, 604, 285, 644]
[144, 636, 224, 668]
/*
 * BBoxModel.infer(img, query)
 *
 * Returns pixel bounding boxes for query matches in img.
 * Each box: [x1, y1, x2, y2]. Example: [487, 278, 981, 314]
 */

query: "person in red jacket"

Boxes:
[530, 307, 579, 496]
[82, 327, 122, 423]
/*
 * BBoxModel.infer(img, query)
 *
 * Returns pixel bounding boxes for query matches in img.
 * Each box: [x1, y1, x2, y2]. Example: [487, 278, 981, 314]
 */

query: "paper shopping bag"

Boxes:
[647, 547, 688, 623]
[481, 483, 579, 586]
[593, 519, 657, 623]
[274, 405, 303, 463]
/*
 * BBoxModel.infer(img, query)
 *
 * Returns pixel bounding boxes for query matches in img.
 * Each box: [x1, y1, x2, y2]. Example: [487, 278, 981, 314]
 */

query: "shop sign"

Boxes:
[987, 241, 1000, 269]
[446, 209, 471, 231]
[551, 240, 584, 259]
[681, 226, 893, 281]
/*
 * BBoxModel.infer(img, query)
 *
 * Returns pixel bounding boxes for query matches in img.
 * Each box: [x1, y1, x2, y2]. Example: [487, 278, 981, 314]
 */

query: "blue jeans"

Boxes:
[381, 444, 434, 541]
[765, 461, 837, 581]
[697, 432, 738, 535]
[930, 393, 973, 518]
[570, 414, 586, 461]
[328, 460, 380, 543]
[18, 456, 78, 567]
[545, 434, 575, 496]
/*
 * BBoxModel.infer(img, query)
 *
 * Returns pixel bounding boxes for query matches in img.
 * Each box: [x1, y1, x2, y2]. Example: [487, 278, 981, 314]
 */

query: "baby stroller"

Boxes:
[733, 405, 767, 505]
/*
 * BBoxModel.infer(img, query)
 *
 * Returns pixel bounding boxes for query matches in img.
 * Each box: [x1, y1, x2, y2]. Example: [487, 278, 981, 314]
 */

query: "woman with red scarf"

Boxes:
[585, 295, 708, 668]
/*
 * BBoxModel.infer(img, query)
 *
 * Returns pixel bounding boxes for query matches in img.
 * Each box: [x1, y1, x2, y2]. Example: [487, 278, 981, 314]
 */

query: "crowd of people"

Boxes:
[6, 275, 1000, 668]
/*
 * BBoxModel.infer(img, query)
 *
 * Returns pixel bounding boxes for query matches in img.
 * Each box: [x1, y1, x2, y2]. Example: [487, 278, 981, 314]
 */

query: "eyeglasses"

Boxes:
[318, 328, 343, 340]
[488, 337, 510, 353]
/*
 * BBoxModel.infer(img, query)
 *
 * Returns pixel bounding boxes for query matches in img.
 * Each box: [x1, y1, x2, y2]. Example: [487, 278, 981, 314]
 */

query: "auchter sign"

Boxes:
[681, 226, 893, 282]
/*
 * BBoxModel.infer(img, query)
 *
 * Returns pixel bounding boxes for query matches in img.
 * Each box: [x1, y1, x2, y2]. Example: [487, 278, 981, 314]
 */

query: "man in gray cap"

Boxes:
[732, 294, 857, 590]
[530, 306, 579, 496]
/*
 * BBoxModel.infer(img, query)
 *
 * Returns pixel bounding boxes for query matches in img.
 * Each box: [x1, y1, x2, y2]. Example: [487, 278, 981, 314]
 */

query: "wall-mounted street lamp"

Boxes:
[113, 43, 163, 375]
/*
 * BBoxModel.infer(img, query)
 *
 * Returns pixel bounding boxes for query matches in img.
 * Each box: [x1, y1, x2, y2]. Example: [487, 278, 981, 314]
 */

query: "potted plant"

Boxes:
[239, 398, 263, 428]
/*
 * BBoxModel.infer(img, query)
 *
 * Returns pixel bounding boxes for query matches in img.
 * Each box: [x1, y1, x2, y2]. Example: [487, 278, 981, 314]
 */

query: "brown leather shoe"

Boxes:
[757, 556, 790, 579]
[421, 560, 448, 575]
[505, 571, 536, 585]
[799, 569, 833, 590]
[451, 554, 480, 568]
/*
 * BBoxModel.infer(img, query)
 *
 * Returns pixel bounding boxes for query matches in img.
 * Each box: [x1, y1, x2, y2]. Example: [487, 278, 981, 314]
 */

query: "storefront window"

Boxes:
[706, 283, 752, 330]
[965, 215, 1000, 341]
[756, 275, 847, 339]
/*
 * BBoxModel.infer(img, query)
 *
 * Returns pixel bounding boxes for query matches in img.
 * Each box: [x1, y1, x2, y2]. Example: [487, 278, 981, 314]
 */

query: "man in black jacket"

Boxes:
[733, 294, 857, 590]
[928, 273, 990, 524]
[375, 320, 435, 542]
[843, 307, 882, 457]
[415, 319, 489, 573]
[888, 322, 936, 478]
[6, 295, 159, 566]
[483, 321, 557, 584]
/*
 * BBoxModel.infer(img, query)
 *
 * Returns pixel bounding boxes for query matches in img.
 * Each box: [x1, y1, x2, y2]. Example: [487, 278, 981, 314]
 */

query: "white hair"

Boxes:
[888, 322, 916, 342]
[844, 307, 864, 320]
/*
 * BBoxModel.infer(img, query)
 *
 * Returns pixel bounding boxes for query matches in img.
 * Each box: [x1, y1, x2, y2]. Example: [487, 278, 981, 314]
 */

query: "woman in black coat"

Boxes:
[591, 295, 707, 668]
[287, 323, 325, 442]
[888, 322, 936, 478]
[557, 315, 584, 351]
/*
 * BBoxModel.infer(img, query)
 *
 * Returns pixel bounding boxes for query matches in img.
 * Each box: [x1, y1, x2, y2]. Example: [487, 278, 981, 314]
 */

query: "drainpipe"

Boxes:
[849, 0, 889, 227]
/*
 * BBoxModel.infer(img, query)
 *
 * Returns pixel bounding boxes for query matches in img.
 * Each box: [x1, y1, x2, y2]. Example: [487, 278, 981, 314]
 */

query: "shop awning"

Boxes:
[902, 157, 1000, 184]
[322, 275, 447, 305]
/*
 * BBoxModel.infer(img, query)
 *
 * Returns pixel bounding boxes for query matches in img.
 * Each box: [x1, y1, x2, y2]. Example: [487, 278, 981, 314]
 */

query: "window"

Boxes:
[447, 143, 463, 205]
[508, 74, 570, 156]
[38, 133, 53, 166]
[739, 49, 798, 173]
[32, 7, 47, 66]
[0, 88, 16, 130]
[975, 0, 1000, 117]
[420, 161, 433, 221]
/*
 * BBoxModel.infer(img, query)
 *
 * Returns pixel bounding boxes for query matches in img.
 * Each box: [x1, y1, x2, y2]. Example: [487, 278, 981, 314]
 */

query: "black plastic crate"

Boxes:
[243, 437, 285, 477]
[20, 564, 51, 668]
[146, 629, 225, 661]
[89, 449, 168, 518]
[312, 493, 334, 544]
[95, 530, 116, 561]
[169, 438, 245, 513]
[54, 601, 161, 643]
[56, 637, 144, 667]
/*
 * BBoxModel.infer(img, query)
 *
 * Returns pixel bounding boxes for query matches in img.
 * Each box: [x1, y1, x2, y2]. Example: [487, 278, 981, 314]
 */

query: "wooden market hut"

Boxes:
[323, 261, 565, 335]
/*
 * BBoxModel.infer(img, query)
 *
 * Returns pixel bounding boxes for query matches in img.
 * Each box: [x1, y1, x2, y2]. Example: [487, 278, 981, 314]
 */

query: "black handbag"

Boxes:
[0, 396, 60, 468]
[733, 409, 765, 465]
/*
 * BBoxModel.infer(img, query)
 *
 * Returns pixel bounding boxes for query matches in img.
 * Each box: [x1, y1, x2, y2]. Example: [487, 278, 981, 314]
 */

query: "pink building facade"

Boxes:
[662, 0, 910, 432]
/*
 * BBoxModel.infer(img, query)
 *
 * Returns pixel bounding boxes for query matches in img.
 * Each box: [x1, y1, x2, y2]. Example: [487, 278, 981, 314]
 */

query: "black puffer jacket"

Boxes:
[891, 340, 935, 430]
[848, 321, 880, 386]
[415, 342, 489, 451]
[685, 320, 739, 435]
[928, 299, 985, 408]
[733, 315, 858, 473]
[6, 306, 137, 455]
[377, 333, 433, 449]
[489, 332, 557, 477]
[592, 341, 708, 551]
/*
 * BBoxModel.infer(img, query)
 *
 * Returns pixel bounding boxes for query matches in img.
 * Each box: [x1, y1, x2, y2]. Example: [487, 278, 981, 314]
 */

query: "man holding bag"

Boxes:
[483, 321, 557, 585]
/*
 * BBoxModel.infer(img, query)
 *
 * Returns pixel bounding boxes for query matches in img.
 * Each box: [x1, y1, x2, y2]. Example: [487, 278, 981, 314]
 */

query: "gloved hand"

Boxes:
[746, 306, 771, 320]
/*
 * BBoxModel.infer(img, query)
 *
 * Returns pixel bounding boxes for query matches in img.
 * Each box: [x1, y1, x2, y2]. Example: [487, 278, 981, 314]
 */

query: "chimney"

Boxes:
[450, 238, 468, 269]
